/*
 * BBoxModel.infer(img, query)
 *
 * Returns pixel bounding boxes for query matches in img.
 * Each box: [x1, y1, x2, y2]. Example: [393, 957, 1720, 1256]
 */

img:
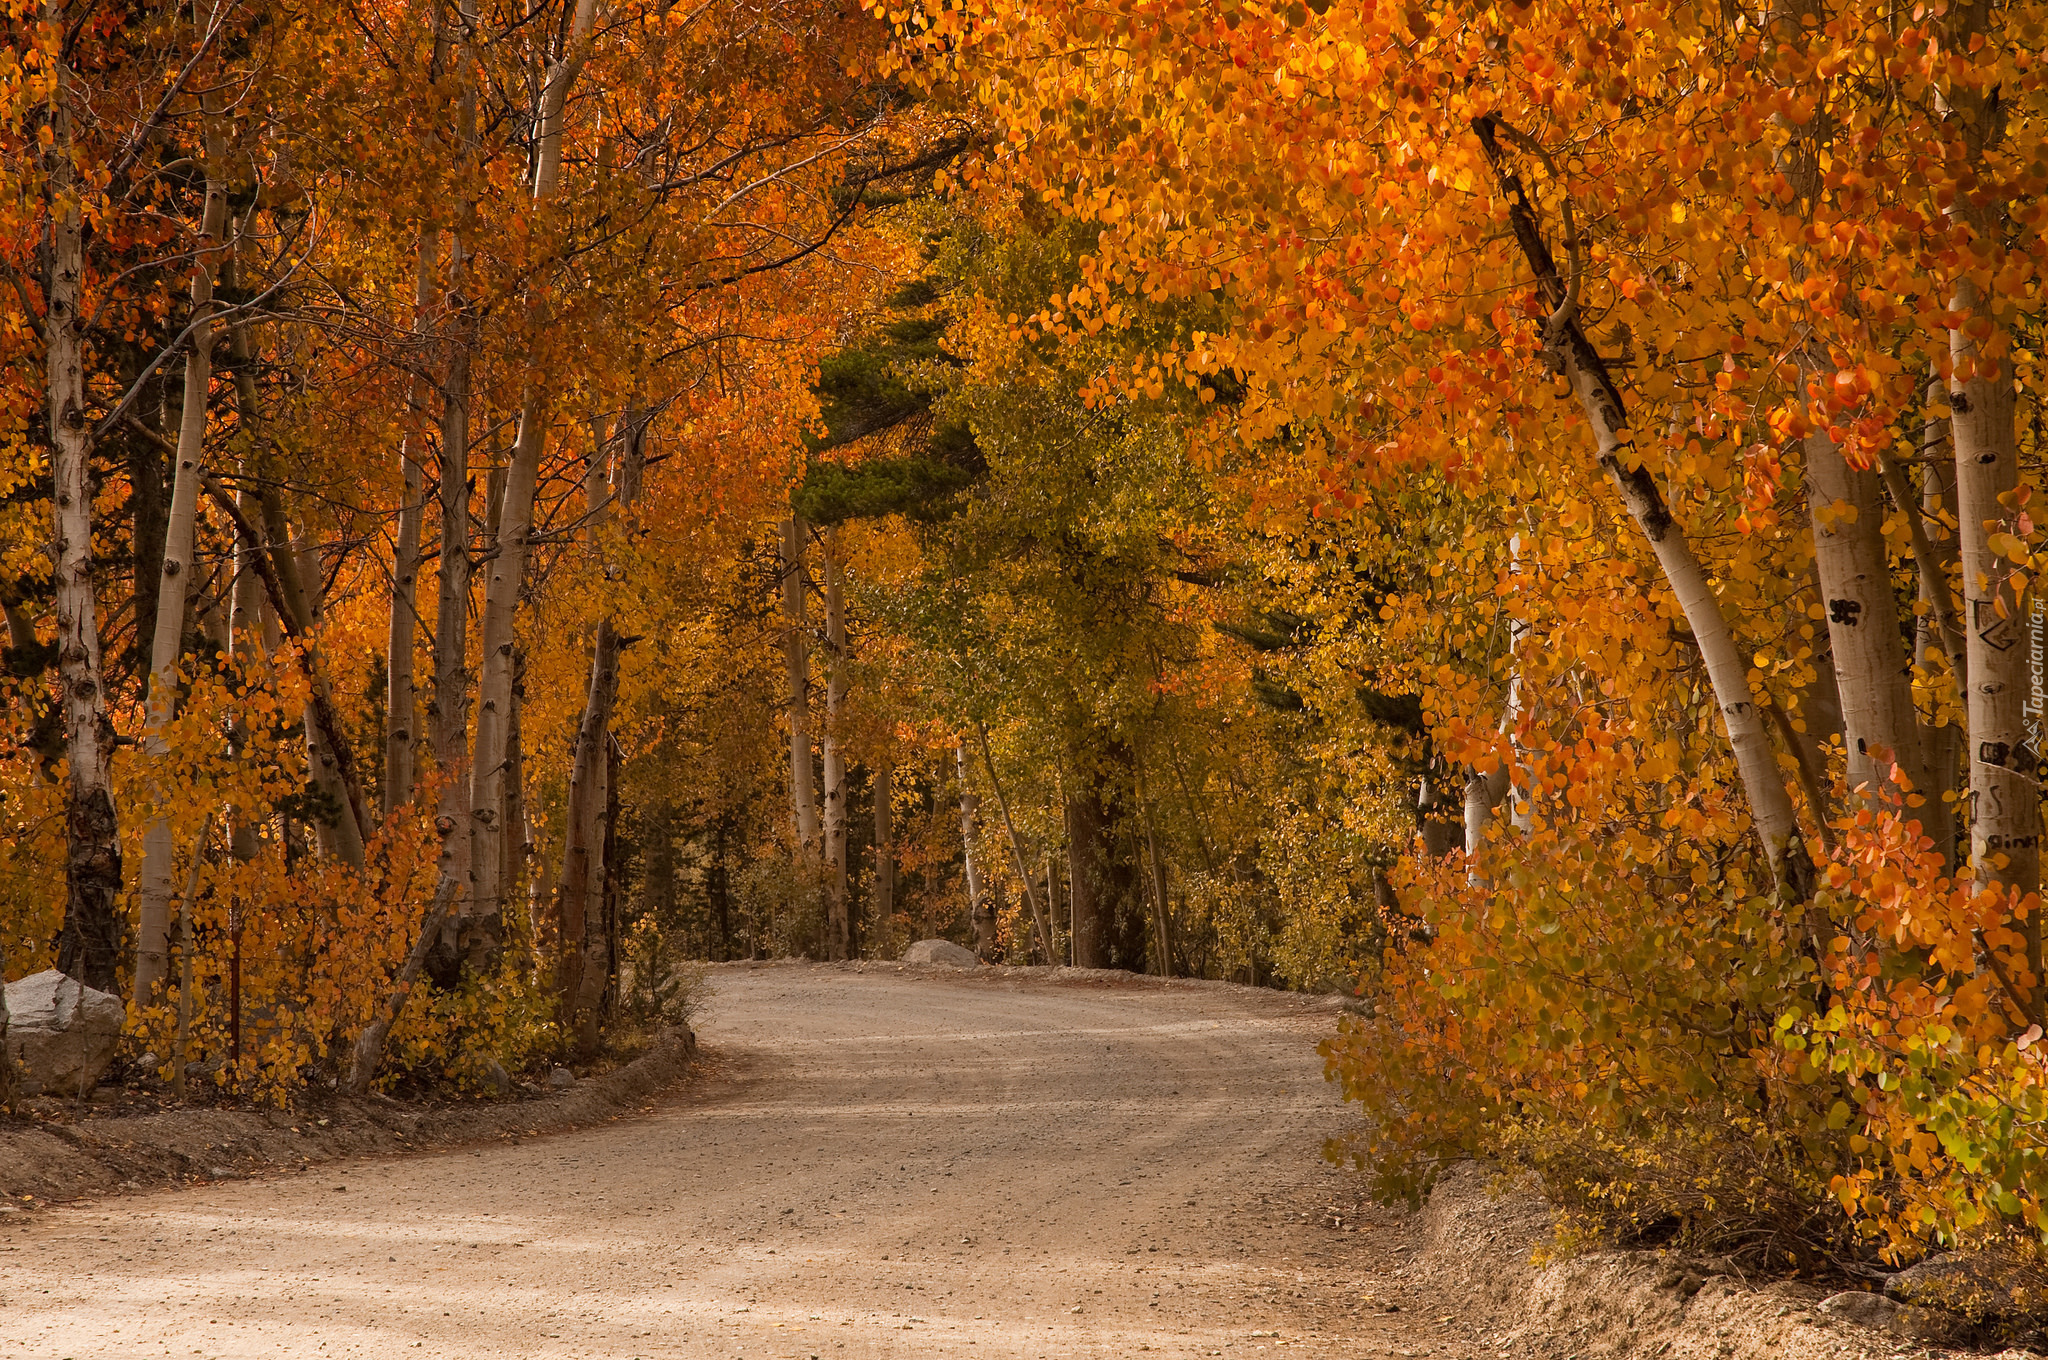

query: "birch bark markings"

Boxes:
[1804, 423, 1926, 805]
[45, 36, 124, 994]
[1939, 0, 2039, 1011]
[134, 138, 230, 1008]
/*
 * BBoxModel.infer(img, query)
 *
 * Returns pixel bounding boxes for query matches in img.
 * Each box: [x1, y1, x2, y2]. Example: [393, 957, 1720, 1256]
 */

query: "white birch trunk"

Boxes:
[46, 38, 124, 993]
[469, 390, 544, 945]
[1953, 280, 2035, 911]
[958, 745, 993, 956]
[1941, 0, 2038, 1009]
[1806, 410, 1926, 807]
[385, 233, 437, 815]
[134, 139, 229, 1007]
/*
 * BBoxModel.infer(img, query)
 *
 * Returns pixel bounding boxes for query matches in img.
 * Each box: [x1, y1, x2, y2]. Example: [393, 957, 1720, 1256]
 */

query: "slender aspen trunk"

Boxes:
[557, 412, 640, 1025]
[501, 652, 526, 907]
[385, 234, 438, 815]
[872, 753, 895, 927]
[569, 687, 619, 1050]
[561, 415, 633, 1019]
[1953, 281, 2036, 935]
[345, 875, 457, 1096]
[1806, 415, 1927, 806]
[1914, 379, 1964, 870]
[262, 495, 368, 865]
[469, 390, 543, 946]
[428, 221, 475, 973]
[1476, 117, 1813, 901]
[215, 236, 368, 866]
[958, 745, 994, 956]
[1044, 852, 1059, 964]
[469, 0, 602, 960]
[1144, 809, 1174, 978]
[1463, 529, 1526, 860]
[135, 140, 229, 1007]
[46, 43, 123, 994]
[1937, 0, 2038, 1017]
[975, 726, 1056, 964]
[822, 534, 849, 960]
[781, 516, 819, 852]
[226, 488, 264, 865]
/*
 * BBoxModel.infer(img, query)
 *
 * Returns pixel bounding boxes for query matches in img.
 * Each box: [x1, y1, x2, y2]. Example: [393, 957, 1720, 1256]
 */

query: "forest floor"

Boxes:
[0, 962, 1988, 1359]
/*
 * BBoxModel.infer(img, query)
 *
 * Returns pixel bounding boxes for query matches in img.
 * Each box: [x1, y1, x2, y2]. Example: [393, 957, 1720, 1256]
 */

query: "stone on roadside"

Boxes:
[548, 1066, 576, 1090]
[1819, 1291, 1900, 1330]
[901, 939, 981, 967]
[1886, 1251, 2048, 1323]
[3, 970, 124, 1096]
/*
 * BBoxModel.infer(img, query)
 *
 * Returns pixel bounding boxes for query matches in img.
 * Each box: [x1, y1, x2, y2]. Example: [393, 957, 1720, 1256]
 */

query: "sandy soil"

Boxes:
[0, 963, 1451, 1360]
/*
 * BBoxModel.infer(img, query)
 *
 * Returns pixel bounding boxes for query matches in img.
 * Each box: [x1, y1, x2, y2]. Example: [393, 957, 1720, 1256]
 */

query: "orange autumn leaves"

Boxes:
[880, 0, 2048, 1255]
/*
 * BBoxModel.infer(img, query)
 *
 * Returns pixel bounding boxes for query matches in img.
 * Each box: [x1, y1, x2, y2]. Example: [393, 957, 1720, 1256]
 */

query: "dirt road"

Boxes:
[0, 964, 1458, 1359]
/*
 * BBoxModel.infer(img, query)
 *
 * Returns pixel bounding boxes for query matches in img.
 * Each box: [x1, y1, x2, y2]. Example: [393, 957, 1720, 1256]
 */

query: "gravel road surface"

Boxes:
[0, 963, 1451, 1359]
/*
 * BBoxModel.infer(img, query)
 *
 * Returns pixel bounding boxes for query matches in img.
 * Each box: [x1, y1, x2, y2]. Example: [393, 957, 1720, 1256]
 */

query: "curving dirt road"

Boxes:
[0, 963, 1459, 1359]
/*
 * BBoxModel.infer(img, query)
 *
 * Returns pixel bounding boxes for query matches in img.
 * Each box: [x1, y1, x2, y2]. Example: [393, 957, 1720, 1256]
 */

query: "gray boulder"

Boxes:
[1886, 1251, 2048, 1340]
[901, 939, 981, 967]
[1819, 1291, 1901, 1330]
[4, 970, 124, 1096]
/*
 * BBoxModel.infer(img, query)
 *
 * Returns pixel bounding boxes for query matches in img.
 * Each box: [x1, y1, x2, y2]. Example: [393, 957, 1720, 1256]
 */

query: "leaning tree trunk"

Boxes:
[782, 515, 819, 853]
[821, 534, 850, 960]
[1475, 116, 1814, 902]
[134, 138, 229, 1009]
[976, 725, 1056, 965]
[46, 48, 123, 995]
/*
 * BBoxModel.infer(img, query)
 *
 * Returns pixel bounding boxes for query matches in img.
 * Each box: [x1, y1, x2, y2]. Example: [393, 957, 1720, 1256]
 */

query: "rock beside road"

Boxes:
[900, 939, 981, 967]
[4, 970, 124, 1097]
